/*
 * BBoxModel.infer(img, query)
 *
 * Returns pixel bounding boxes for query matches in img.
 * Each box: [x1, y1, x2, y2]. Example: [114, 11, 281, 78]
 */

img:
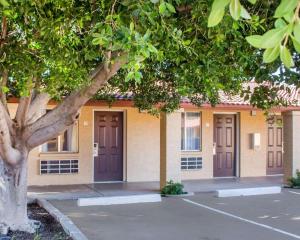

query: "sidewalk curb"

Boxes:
[216, 186, 281, 197]
[78, 194, 161, 206]
[37, 199, 88, 240]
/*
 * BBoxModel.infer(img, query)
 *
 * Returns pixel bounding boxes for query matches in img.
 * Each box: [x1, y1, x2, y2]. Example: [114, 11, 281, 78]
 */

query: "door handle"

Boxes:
[213, 142, 216, 155]
[93, 143, 98, 157]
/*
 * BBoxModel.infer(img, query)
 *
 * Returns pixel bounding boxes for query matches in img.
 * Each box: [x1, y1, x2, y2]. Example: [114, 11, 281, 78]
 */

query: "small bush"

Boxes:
[161, 180, 186, 195]
[288, 170, 300, 187]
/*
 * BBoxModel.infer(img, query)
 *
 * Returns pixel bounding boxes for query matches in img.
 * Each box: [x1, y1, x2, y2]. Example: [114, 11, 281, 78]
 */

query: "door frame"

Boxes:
[213, 112, 241, 178]
[92, 109, 127, 183]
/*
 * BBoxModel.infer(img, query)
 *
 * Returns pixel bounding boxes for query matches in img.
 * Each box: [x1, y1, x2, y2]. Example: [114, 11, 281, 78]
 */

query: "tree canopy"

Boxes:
[1, 0, 298, 115]
[1, 0, 300, 232]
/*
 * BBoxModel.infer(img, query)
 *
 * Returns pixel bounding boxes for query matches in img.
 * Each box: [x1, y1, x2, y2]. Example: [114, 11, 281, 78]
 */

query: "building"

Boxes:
[8, 84, 300, 187]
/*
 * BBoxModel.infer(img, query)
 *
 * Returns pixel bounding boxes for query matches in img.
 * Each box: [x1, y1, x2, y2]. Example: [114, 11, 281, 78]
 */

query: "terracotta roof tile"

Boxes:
[107, 82, 300, 106]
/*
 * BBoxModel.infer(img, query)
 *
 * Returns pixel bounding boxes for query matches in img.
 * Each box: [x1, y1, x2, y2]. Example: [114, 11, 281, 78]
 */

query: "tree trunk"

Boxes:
[0, 154, 34, 233]
[0, 52, 126, 233]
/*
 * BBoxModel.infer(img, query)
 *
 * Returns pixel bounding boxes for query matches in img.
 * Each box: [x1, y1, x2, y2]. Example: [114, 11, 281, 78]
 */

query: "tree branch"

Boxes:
[15, 76, 37, 128]
[26, 92, 50, 125]
[0, 16, 7, 49]
[0, 97, 14, 137]
[0, 102, 21, 166]
[25, 53, 127, 149]
[176, 5, 192, 13]
[15, 92, 32, 129]
[0, 69, 9, 114]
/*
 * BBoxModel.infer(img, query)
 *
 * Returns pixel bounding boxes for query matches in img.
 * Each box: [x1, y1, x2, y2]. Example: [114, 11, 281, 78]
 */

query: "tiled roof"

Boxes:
[107, 82, 300, 106]
[216, 82, 300, 106]
[215, 83, 300, 106]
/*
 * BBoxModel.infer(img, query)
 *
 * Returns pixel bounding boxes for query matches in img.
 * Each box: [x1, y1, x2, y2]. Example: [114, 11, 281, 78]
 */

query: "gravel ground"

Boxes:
[7, 204, 72, 240]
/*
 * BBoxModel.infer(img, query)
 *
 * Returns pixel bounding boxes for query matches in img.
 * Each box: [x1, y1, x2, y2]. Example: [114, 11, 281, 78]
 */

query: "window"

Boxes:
[42, 122, 79, 153]
[181, 112, 201, 151]
[181, 157, 202, 170]
[40, 160, 79, 174]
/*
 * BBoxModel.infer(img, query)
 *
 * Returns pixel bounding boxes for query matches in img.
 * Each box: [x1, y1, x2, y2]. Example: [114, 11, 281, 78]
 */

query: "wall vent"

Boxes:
[181, 157, 202, 170]
[40, 160, 78, 175]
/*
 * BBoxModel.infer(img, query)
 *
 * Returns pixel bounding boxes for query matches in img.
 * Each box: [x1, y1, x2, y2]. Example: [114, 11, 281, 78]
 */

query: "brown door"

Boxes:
[267, 116, 283, 175]
[94, 112, 123, 181]
[213, 115, 236, 177]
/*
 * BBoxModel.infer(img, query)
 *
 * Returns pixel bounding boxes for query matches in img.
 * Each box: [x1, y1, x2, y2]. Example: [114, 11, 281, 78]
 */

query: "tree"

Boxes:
[0, 0, 298, 232]
[208, 0, 300, 69]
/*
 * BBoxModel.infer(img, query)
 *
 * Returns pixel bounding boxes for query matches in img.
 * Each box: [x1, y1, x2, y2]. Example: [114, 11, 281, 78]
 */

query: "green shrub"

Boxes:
[288, 170, 300, 187]
[161, 180, 186, 195]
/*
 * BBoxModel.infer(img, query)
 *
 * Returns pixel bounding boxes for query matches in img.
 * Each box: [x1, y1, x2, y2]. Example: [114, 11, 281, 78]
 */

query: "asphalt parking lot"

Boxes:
[50, 188, 300, 240]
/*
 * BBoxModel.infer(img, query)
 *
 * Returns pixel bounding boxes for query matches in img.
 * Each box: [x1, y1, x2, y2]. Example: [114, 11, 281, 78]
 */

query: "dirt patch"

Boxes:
[8, 203, 72, 240]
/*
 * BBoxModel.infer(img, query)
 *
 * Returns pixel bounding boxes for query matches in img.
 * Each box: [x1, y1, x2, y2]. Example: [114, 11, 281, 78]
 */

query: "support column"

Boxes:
[160, 111, 181, 189]
[283, 111, 300, 183]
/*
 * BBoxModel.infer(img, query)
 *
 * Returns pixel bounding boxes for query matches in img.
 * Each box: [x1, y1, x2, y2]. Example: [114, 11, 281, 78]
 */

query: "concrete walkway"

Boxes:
[184, 175, 283, 193]
[28, 176, 283, 200]
[49, 188, 299, 240]
[28, 181, 159, 200]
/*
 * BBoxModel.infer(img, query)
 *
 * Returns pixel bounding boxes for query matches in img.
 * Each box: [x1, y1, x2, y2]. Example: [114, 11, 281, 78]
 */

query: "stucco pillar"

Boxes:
[283, 111, 300, 183]
[160, 111, 181, 189]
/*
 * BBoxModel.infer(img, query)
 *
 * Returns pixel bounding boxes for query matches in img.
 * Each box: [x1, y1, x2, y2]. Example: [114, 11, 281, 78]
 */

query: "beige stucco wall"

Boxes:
[25, 105, 160, 186]
[239, 111, 268, 177]
[181, 109, 270, 180]
[126, 108, 160, 182]
[6, 102, 275, 186]
[160, 112, 182, 188]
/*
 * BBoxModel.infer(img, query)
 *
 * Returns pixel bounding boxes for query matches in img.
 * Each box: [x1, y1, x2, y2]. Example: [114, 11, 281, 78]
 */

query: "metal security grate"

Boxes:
[181, 157, 202, 170]
[40, 160, 78, 175]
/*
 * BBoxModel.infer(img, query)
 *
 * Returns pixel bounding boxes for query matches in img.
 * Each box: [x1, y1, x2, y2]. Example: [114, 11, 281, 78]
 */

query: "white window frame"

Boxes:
[181, 112, 202, 152]
[41, 122, 79, 153]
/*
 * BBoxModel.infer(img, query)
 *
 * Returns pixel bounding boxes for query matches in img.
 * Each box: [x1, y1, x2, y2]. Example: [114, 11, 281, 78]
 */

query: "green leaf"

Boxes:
[159, 2, 167, 14]
[240, 6, 251, 19]
[125, 71, 135, 82]
[246, 35, 264, 48]
[207, 0, 230, 27]
[280, 45, 294, 68]
[208, 9, 225, 27]
[283, 11, 294, 23]
[0, 52, 6, 62]
[229, 0, 242, 20]
[0, 0, 9, 7]
[92, 33, 103, 38]
[134, 71, 143, 83]
[248, 0, 256, 4]
[260, 26, 288, 48]
[293, 21, 300, 43]
[1, 86, 9, 93]
[183, 39, 191, 46]
[91, 36, 108, 46]
[143, 30, 151, 40]
[148, 44, 158, 53]
[166, 3, 176, 13]
[263, 45, 280, 63]
[211, 0, 231, 11]
[287, 23, 294, 34]
[274, 19, 287, 29]
[274, 0, 298, 18]
[150, 0, 159, 3]
[292, 37, 300, 53]
[130, 22, 134, 32]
